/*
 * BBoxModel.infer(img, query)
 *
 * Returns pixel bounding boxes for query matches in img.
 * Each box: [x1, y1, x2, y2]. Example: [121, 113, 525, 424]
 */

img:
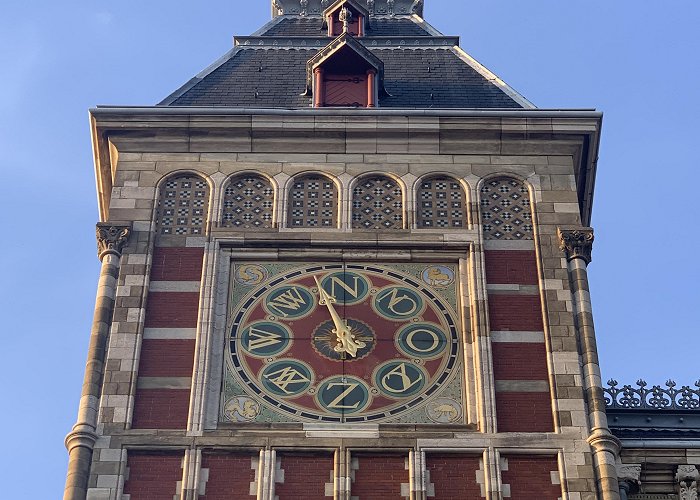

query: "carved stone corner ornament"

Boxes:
[387, 0, 394, 15]
[367, 0, 375, 15]
[411, 0, 424, 16]
[558, 227, 595, 264]
[617, 464, 641, 493]
[300, 0, 308, 16]
[96, 223, 132, 259]
[677, 465, 699, 500]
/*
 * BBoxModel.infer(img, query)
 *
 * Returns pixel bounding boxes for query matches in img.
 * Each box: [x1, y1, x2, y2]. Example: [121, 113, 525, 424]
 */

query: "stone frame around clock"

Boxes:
[196, 239, 483, 432]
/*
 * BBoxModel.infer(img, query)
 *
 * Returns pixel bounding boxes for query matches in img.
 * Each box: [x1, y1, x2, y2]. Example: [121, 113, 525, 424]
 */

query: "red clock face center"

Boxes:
[225, 263, 464, 424]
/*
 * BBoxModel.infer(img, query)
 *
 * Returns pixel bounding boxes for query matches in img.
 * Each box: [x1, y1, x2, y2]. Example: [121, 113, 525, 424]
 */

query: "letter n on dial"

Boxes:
[224, 262, 466, 424]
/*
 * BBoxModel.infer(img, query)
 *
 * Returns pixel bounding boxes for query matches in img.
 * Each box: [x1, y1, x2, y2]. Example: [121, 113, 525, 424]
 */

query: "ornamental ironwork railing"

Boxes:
[604, 380, 700, 410]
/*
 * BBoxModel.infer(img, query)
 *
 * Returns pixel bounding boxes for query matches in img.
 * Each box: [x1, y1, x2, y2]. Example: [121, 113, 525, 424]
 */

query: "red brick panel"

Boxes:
[488, 295, 544, 331]
[496, 392, 554, 433]
[151, 247, 204, 281]
[484, 250, 538, 285]
[132, 389, 190, 429]
[491, 343, 549, 381]
[426, 454, 481, 500]
[276, 453, 334, 499]
[123, 452, 183, 500]
[352, 455, 408, 500]
[501, 455, 560, 500]
[144, 292, 200, 328]
[200, 453, 256, 499]
[138, 339, 196, 377]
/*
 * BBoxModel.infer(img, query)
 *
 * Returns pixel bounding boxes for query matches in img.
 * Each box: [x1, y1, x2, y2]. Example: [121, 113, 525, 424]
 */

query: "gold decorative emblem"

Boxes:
[426, 398, 462, 423]
[234, 264, 268, 286]
[223, 397, 261, 422]
[422, 266, 455, 289]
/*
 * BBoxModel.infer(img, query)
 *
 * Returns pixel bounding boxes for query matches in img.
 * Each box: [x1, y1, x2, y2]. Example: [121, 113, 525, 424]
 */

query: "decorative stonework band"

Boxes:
[558, 227, 594, 264]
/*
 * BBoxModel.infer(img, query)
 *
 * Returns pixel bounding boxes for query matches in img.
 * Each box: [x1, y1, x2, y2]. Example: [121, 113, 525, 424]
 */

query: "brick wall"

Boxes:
[276, 453, 334, 499]
[143, 292, 201, 328]
[123, 452, 183, 500]
[485, 249, 554, 433]
[151, 247, 205, 281]
[426, 454, 481, 499]
[484, 251, 538, 285]
[501, 455, 560, 500]
[495, 392, 554, 433]
[132, 247, 203, 430]
[488, 295, 544, 332]
[131, 389, 190, 429]
[200, 453, 256, 499]
[491, 343, 549, 381]
[352, 455, 409, 500]
[138, 339, 197, 377]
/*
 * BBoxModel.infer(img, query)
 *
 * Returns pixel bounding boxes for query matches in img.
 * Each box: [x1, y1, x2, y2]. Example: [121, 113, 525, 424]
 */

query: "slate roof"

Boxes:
[161, 13, 531, 109]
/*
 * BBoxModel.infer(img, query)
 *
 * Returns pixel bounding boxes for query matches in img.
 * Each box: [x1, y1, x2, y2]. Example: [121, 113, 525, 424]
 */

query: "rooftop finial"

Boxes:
[300, 0, 308, 16]
[339, 6, 353, 32]
[367, 0, 375, 14]
[387, 0, 394, 15]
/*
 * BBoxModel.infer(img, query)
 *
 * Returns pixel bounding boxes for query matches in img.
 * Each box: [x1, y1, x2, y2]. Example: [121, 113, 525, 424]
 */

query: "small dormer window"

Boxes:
[324, 0, 368, 37]
[305, 28, 388, 109]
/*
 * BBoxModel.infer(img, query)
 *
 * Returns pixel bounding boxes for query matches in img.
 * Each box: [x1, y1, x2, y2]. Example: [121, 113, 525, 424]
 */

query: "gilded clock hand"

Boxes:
[313, 276, 366, 358]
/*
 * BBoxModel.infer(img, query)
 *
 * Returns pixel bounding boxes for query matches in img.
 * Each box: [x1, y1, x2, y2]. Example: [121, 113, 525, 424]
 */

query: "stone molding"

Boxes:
[96, 223, 131, 259]
[558, 227, 594, 264]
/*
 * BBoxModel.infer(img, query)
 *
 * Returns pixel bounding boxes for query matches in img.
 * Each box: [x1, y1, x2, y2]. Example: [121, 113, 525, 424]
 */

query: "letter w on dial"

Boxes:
[314, 276, 366, 358]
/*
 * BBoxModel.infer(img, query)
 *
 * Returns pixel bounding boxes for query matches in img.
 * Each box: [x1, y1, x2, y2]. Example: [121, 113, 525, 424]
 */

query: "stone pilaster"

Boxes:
[559, 227, 621, 500]
[64, 224, 131, 500]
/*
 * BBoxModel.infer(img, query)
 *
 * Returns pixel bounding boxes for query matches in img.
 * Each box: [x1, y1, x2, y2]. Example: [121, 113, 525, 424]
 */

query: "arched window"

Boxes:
[480, 177, 533, 240]
[352, 175, 403, 230]
[287, 174, 338, 228]
[156, 174, 210, 236]
[416, 176, 467, 229]
[222, 175, 275, 230]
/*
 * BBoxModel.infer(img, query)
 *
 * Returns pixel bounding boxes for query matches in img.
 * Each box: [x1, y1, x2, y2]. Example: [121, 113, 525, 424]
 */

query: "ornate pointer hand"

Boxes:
[313, 276, 366, 358]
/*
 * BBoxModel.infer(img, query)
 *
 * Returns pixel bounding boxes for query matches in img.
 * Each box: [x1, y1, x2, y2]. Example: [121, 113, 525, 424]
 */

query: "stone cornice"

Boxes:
[559, 227, 594, 264]
[96, 223, 131, 260]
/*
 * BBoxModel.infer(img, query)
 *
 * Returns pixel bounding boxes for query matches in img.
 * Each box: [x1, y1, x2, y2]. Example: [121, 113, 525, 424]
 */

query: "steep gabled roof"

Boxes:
[160, 3, 533, 109]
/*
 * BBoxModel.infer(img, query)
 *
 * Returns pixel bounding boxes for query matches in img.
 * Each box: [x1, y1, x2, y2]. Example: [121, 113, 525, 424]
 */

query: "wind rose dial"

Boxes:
[226, 263, 464, 424]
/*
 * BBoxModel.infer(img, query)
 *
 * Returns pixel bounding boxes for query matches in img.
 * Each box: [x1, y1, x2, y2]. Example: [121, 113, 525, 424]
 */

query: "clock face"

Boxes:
[222, 262, 466, 424]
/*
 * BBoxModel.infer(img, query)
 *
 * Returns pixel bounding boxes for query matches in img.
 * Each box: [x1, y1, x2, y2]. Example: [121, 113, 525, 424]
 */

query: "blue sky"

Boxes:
[1, 1, 698, 497]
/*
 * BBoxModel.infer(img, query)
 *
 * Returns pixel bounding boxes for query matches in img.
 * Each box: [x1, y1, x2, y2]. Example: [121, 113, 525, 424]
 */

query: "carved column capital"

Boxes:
[677, 465, 699, 500]
[96, 223, 131, 260]
[558, 227, 595, 264]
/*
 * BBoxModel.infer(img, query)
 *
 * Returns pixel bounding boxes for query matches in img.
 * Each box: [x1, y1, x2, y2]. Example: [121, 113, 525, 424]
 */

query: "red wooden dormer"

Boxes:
[323, 0, 370, 37]
[304, 33, 388, 108]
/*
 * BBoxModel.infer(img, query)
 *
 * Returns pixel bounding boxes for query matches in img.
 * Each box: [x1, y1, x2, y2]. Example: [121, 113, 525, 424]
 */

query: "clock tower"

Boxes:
[65, 1, 622, 499]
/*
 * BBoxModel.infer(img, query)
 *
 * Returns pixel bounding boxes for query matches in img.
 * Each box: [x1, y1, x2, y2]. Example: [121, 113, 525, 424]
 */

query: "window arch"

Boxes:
[416, 176, 467, 229]
[156, 174, 210, 236]
[352, 175, 403, 230]
[221, 174, 275, 230]
[480, 177, 533, 240]
[287, 174, 338, 228]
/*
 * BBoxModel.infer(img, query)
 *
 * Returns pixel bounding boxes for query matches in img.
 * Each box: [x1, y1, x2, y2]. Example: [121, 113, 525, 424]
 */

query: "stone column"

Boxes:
[64, 224, 131, 500]
[314, 67, 325, 108]
[558, 228, 621, 500]
[616, 464, 641, 500]
[677, 465, 699, 500]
